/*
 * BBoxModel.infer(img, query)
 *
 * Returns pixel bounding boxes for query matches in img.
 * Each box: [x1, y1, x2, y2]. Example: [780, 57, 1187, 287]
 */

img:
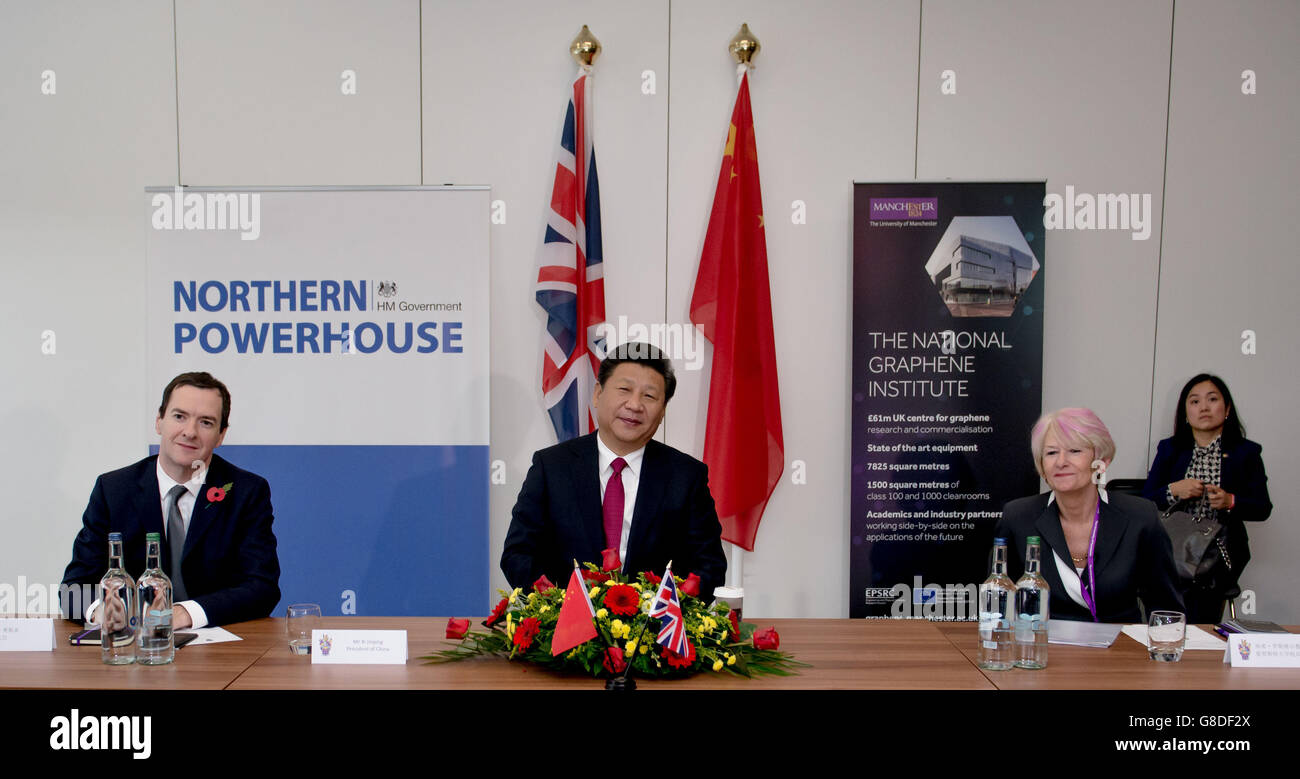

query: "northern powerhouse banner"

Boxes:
[145, 186, 490, 616]
[851, 182, 1044, 619]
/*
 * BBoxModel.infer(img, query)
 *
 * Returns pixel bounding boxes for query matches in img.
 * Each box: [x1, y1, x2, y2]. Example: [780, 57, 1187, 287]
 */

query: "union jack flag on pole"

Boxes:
[535, 66, 607, 441]
[648, 566, 688, 655]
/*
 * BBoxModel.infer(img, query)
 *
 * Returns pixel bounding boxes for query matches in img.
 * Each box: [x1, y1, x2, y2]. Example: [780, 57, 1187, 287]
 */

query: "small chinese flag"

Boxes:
[551, 567, 598, 656]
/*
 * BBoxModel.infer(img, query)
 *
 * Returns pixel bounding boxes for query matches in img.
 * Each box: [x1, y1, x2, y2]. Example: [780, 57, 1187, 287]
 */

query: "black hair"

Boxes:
[1172, 373, 1243, 448]
[597, 342, 676, 401]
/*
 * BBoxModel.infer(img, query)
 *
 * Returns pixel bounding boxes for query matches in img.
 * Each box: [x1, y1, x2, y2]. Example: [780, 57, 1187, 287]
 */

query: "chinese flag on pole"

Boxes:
[550, 567, 598, 656]
[689, 70, 784, 552]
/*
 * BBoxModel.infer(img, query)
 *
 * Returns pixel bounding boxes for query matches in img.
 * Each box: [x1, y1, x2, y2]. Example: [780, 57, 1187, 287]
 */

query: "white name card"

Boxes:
[0, 618, 56, 651]
[1226, 633, 1300, 668]
[310, 629, 407, 665]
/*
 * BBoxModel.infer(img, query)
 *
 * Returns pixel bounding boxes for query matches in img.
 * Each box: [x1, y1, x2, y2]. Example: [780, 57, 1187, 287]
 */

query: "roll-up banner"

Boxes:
[851, 182, 1044, 619]
[146, 186, 490, 616]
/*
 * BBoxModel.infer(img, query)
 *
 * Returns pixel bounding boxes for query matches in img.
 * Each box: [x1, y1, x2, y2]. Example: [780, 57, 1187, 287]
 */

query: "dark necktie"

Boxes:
[603, 457, 628, 553]
[166, 484, 189, 601]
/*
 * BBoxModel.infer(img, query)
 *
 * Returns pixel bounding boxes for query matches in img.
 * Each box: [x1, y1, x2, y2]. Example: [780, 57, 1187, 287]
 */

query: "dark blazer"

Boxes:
[1142, 437, 1271, 585]
[501, 433, 727, 601]
[62, 454, 280, 627]
[995, 492, 1184, 623]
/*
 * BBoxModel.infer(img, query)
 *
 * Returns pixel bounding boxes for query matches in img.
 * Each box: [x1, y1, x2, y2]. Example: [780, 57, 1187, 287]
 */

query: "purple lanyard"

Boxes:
[1077, 500, 1101, 622]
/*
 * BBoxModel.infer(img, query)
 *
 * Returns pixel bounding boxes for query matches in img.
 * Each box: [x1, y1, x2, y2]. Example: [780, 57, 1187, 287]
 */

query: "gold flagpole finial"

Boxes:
[729, 23, 760, 65]
[571, 25, 601, 67]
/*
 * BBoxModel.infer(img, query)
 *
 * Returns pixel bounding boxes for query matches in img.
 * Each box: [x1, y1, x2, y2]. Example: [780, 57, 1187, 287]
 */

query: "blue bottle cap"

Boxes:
[993, 537, 1006, 544]
[108, 532, 123, 541]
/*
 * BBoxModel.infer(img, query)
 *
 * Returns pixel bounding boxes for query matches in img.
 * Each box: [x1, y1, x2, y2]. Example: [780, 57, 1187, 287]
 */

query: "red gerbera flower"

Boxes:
[662, 639, 696, 669]
[604, 584, 640, 616]
[513, 617, 541, 650]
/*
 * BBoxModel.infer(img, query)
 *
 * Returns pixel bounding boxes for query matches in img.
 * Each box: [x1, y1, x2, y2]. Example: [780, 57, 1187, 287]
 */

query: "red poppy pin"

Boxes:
[205, 482, 234, 507]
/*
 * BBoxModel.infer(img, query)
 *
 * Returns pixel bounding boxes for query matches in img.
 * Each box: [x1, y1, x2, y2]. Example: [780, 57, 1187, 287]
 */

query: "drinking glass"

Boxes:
[1148, 610, 1186, 662]
[287, 603, 321, 655]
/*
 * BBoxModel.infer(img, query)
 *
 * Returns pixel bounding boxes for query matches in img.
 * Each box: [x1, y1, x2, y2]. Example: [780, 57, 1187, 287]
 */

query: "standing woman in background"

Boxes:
[1144, 374, 1272, 623]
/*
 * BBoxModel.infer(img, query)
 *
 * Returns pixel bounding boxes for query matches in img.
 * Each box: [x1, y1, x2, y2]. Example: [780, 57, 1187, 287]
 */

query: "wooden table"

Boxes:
[5, 618, 1296, 690]
[225, 617, 995, 690]
[935, 622, 1300, 690]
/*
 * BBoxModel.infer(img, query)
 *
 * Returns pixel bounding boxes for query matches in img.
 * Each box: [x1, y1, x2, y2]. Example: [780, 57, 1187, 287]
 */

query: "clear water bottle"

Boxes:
[137, 532, 174, 665]
[99, 532, 137, 665]
[978, 537, 1016, 670]
[1014, 535, 1050, 669]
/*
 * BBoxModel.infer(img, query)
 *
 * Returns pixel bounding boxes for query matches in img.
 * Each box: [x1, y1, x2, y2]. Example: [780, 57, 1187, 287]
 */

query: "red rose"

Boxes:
[604, 584, 640, 616]
[663, 639, 696, 669]
[601, 547, 622, 572]
[602, 646, 627, 674]
[643, 570, 662, 586]
[206, 486, 226, 503]
[445, 618, 470, 639]
[679, 572, 701, 598]
[752, 626, 779, 650]
[728, 609, 741, 640]
[484, 597, 509, 628]
[532, 575, 556, 594]
[582, 569, 610, 583]
[513, 617, 541, 649]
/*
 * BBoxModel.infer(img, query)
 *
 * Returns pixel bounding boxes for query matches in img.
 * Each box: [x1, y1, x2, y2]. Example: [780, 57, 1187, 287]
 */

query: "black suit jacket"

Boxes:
[62, 454, 280, 626]
[1142, 436, 1271, 586]
[501, 433, 727, 601]
[995, 492, 1184, 623]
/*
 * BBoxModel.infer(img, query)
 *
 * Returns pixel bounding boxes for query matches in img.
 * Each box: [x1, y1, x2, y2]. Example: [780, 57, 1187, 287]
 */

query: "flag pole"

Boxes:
[611, 561, 673, 692]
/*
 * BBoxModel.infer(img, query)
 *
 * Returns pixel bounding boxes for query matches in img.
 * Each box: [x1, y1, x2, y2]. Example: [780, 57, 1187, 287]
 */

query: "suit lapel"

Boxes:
[184, 455, 227, 561]
[137, 459, 166, 540]
[626, 441, 666, 567]
[1091, 496, 1128, 574]
[571, 436, 605, 557]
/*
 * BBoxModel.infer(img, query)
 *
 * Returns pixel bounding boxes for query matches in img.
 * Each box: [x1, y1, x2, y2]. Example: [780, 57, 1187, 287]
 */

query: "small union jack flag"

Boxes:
[535, 67, 606, 441]
[649, 567, 688, 655]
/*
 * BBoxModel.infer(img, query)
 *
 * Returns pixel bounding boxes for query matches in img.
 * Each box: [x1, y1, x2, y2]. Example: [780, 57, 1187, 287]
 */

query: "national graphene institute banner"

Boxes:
[145, 186, 490, 616]
[851, 182, 1044, 620]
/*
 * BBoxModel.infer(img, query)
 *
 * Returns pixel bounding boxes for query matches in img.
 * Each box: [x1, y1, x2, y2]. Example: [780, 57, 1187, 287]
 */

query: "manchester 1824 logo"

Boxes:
[377, 281, 397, 298]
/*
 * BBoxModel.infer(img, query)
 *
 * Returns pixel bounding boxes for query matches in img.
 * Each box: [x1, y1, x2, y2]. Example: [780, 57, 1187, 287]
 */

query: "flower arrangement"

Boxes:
[426, 557, 804, 680]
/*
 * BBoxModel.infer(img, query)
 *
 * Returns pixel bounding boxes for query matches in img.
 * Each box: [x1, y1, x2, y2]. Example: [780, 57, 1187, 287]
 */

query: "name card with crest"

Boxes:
[1225, 633, 1300, 667]
[310, 629, 407, 664]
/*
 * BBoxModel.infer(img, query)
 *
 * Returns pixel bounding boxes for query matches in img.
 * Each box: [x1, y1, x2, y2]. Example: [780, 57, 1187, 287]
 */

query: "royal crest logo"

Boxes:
[1237, 637, 1251, 661]
[377, 281, 397, 298]
[318, 633, 332, 656]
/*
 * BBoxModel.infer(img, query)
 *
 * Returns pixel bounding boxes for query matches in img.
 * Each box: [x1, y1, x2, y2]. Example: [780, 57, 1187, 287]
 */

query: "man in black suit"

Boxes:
[502, 343, 727, 601]
[62, 372, 280, 628]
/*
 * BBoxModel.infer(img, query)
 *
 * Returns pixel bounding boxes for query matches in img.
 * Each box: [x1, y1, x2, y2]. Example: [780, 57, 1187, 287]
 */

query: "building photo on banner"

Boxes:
[0, 0, 1297, 712]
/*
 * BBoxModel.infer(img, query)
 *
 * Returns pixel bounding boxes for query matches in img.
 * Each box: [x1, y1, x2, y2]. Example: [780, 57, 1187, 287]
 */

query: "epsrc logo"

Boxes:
[864, 587, 898, 603]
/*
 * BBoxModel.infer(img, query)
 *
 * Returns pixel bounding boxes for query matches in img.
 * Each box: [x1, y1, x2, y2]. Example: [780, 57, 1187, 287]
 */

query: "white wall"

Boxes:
[2, 0, 1295, 621]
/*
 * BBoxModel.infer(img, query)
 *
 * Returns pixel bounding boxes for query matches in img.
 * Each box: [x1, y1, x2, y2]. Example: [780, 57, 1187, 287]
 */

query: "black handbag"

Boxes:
[1160, 499, 1226, 581]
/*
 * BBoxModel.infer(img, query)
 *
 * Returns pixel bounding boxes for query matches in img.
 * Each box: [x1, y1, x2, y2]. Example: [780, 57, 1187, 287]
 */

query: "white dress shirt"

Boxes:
[84, 461, 209, 628]
[595, 435, 645, 566]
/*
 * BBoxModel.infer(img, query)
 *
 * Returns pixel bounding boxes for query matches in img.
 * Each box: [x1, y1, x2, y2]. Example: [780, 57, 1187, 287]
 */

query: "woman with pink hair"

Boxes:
[995, 408, 1183, 623]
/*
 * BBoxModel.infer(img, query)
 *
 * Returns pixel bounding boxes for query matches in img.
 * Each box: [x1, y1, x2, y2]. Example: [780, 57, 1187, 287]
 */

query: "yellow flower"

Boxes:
[589, 586, 601, 598]
[508, 587, 522, 604]
[539, 605, 550, 613]
[527, 592, 538, 606]
[630, 582, 643, 591]
[640, 644, 648, 655]
[712, 659, 724, 671]
[727, 653, 736, 666]
[625, 638, 638, 654]
[596, 608, 607, 619]
[610, 619, 625, 637]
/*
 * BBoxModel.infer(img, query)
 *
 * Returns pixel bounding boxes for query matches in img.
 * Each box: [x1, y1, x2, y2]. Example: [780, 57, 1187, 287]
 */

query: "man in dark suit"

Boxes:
[502, 343, 727, 601]
[62, 372, 280, 628]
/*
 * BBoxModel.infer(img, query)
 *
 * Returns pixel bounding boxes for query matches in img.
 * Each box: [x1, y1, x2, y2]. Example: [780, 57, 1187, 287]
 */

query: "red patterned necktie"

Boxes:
[603, 457, 628, 553]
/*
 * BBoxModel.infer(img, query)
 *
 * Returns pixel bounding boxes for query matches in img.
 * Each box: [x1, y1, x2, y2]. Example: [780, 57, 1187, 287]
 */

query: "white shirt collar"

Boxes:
[595, 434, 645, 476]
[156, 457, 204, 502]
[1047, 489, 1109, 506]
